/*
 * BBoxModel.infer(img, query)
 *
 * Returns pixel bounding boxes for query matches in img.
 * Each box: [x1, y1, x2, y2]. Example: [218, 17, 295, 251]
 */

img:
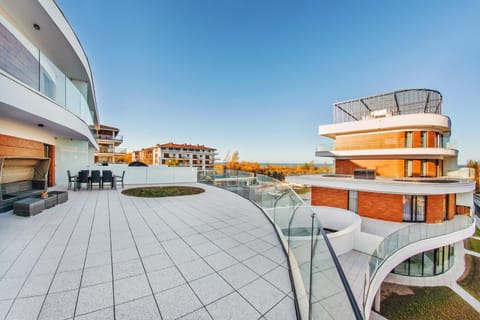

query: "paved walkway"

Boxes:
[0, 184, 296, 320]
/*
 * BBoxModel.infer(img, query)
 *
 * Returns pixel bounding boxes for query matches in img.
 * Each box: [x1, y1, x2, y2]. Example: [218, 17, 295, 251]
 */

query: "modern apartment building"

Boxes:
[91, 124, 126, 164]
[287, 89, 475, 317]
[133, 143, 217, 169]
[0, 0, 99, 186]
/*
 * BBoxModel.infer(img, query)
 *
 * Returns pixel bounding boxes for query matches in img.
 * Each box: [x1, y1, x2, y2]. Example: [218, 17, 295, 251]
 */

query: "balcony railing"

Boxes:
[94, 134, 123, 142]
[198, 169, 362, 320]
[364, 214, 473, 316]
[0, 15, 94, 125]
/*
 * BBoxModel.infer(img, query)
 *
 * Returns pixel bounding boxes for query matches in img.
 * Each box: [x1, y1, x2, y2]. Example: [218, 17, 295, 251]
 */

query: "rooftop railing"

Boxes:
[198, 169, 363, 320]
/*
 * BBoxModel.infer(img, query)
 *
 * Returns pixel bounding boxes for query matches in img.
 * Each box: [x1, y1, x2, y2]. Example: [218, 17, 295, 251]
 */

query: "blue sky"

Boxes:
[57, 0, 480, 164]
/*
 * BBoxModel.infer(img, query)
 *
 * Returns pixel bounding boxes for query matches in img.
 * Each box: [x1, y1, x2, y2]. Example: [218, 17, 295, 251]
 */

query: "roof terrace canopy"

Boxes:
[334, 89, 442, 124]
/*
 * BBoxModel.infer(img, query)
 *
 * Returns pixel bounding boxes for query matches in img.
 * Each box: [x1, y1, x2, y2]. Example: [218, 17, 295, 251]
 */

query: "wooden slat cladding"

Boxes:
[311, 187, 348, 209]
[358, 191, 403, 221]
[336, 159, 404, 177]
[335, 132, 405, 151]
[0, 134, 44, 158]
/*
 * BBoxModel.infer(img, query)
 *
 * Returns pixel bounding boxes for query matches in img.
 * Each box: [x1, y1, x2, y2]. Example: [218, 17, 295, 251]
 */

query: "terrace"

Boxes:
[0, 184, 295, 319]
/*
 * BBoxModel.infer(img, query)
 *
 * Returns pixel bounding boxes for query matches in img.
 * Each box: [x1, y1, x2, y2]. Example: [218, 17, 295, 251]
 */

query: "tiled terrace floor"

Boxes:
[0, 184, 296, 320]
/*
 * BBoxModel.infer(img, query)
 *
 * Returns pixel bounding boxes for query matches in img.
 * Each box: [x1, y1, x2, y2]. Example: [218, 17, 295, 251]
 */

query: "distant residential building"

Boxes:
[91, 125, 126, 164]
[132, 143, 217, 169]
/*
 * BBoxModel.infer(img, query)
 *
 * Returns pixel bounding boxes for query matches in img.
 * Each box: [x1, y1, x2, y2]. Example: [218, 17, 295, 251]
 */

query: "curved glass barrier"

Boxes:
[365, 214, 473, 308]
[198, 169, 363, 320]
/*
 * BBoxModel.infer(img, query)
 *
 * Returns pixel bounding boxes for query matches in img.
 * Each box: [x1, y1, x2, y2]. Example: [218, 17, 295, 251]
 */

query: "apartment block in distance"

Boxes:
[133, 143, 217, 169]
[91, 124, 127, 164]
[287, 89, 475, 317]
[0, 0, 100, 186]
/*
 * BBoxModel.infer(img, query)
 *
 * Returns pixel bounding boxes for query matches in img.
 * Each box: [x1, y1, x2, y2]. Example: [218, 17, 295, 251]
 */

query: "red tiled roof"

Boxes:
[159, 143, 216, 151]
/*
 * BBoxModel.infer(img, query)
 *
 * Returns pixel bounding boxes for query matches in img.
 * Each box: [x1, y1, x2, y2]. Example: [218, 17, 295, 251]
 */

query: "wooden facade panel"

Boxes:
[448, 194, 456, 219]
[426, 195, 445, 223]
[357, 191, 403, 221]
[335, 132, 405, 151]
[311, 187, 348, 209]
[336, 159, 404, 177]
[0, 134, 44, 158]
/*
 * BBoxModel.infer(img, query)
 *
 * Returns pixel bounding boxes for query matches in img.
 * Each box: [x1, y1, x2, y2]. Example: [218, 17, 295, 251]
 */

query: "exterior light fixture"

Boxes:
[37, 123, 44, 127]
[33, 23, 40, 30]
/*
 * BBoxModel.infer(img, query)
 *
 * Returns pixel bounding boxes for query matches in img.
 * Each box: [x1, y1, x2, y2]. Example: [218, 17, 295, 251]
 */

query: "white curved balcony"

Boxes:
[316, 147, 458, 159]
[286, 174, 475, 195]
[319, 113, 450, 138]
[363, 215, 474, 319]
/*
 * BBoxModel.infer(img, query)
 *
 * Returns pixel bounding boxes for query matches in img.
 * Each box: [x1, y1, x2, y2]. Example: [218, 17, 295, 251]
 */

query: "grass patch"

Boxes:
[475, 226, 480, 237]
[293, 186, 311, 195]
[122, 186, 204, 198]
[380, 283, 479, 320]
[464, 238, 480, 253]
[458, 254, 480, 301]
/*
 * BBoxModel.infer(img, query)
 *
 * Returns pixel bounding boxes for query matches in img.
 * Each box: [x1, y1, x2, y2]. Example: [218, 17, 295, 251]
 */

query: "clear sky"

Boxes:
[56, 0, 480, 164]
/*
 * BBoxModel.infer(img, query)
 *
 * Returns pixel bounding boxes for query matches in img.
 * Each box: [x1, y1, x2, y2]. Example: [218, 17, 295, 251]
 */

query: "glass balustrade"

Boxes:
[0, 14, 94, 125]
[198, 169, 362, 320]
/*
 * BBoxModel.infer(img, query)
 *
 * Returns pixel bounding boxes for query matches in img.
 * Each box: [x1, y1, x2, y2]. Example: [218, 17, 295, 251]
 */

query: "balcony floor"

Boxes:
[0, 184, 295, 320]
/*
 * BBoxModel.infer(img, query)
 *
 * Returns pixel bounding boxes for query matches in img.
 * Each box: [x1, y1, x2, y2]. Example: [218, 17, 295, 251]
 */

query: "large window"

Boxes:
[420, 131, 427, 147]
[392, 245, 455, 277]
[405, 131, 413, 148]
[403, 195, 426, 222]
[435, 132, 443, 148]
[348, 190, 358, 213]
[405, 160, 413, 177]
[421, 160, 428, 177]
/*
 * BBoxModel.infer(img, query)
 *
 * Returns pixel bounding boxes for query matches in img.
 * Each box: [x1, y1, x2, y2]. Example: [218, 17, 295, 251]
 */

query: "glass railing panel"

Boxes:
[66, 77, 81, 116]
[39, 52, 66, 106]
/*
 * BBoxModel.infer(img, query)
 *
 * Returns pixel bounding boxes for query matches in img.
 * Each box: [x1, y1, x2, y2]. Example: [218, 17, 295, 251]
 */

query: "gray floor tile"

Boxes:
[18, 273, 54, 297]
[239, 278, 286, 314]
[227, 245, 258, 261]
[148, 266, 185, 293]
[204, 251, 237, 271]
[5, 295, 44, 320]
[243, 254, 277, 276]
[264, 296, 297, 320]
[81, 264, 112, 287]
[263, 265, 292, 294]
[115, 295, 161, 320]
[0, 276, 26, 300]
[219, 262, 259, 290]
[0, 300, 13, 320]
[50, 270, 82, 293]
[113, 258, 144, 280]
[112, 247, 139, 263]
[38, 289, 77, 320]
[75, 307, 113, 319]
[177, 258, 215, 282]
[190, 273, 234, 305]
[76, 282, 113, 315]
[191, 241, 222, 257]
[155, 284, 203, 320]
[142, 253, 174, 273]
[207, 292, 261, 320]
[114, 274, 151, 304]
[262, 246, 287, 264]
[178, 308, 212, 320]
[84, 251, 111, 268]
[137, 242, 165, 257]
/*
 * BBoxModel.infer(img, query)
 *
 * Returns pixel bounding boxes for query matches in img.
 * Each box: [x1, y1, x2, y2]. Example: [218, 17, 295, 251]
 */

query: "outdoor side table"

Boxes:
[41, 194, 57, 209]
[48, 191, 68, 204]
[14, 198, 45, 217]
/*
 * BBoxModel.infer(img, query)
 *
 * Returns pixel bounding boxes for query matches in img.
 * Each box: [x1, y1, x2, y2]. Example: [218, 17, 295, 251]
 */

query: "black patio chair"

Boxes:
[102, 170, 115, 189]
[115, 170, 125, 188]
[90, 170, 101, 190]
[67, 170, 77, 190]
[77, 170, 90, 190]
